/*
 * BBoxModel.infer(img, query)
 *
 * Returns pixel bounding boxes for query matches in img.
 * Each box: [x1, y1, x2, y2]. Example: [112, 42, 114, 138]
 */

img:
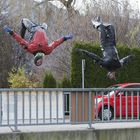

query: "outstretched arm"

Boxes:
[12, 32, 29, 47]
[48, 37, 65, 50]
[77, 49, 102, 62]
[120, 55, 134, 66]
[4, 25, 29, 48]
[48, 34, 73, 53]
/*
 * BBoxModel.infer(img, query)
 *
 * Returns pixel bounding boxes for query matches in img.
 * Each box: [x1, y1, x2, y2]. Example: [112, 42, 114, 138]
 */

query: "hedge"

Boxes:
[71, 41, 140, 88]
[43, 72, 57, 88]
[60, 76, 71, 88]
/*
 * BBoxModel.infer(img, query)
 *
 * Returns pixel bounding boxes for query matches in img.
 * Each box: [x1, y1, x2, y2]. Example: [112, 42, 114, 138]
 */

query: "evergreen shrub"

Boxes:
[43, 72, 57, 88]
[71, 41, 140, 88]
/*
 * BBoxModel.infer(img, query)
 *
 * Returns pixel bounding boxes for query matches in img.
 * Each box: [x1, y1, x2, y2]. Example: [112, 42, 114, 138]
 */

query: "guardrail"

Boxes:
[0, 88, 140, 131]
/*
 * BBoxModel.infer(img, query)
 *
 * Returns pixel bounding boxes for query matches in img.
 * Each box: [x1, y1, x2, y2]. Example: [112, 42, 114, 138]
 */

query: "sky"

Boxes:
[75, 0, 140, 11]
[130, 0, 140, 10]
[33, 0, 140, 11]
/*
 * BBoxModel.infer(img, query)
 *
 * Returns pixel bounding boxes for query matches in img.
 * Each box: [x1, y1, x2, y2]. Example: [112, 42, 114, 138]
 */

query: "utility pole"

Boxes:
[82, 59, 85, 89]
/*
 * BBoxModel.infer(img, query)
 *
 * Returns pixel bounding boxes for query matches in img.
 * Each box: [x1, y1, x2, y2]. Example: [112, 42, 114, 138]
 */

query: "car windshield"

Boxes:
[104, 85, 121, 96]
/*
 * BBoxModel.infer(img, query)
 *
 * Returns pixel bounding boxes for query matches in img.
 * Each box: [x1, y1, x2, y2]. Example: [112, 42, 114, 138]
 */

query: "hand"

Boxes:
[3, 25, 13, 35]
[77, 49, 84, 52]
[63, 34, 73, 41]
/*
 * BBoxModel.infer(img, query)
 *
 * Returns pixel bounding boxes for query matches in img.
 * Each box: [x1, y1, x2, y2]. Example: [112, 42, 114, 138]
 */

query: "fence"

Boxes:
[0, 88, 140, 131]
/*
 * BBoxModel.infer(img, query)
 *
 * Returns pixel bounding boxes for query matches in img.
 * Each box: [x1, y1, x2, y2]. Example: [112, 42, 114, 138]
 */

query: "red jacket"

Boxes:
[12, 28, 65, 55]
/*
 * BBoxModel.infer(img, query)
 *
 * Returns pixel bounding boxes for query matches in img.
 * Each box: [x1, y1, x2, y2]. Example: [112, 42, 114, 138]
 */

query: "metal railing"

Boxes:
[0, 88, 140, 131]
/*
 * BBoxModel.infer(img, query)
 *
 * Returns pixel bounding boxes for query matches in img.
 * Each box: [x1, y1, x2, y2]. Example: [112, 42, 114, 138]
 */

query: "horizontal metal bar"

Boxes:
[1, 88, 140, 92]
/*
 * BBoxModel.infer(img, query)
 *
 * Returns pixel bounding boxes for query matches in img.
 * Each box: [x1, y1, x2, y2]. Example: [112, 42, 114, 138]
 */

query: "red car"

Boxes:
[96, 83, 140, 120]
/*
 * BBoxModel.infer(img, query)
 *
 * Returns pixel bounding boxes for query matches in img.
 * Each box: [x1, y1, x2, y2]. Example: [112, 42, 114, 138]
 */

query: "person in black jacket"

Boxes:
[78, 18, 134, 80]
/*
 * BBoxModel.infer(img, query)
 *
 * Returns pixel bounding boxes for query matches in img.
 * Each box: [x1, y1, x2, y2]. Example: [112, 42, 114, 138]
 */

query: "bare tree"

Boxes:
[0, 0, 13, 87]
[1, 0, 140, 86]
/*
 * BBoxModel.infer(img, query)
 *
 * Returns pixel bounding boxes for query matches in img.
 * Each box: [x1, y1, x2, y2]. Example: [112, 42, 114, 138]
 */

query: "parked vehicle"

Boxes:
[96, 83, 140, 120]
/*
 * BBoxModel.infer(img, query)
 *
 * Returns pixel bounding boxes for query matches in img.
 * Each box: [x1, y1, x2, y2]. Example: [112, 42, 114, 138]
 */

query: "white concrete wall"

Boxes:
[1, 91, 64, 122]
[0, 128, 140, 140]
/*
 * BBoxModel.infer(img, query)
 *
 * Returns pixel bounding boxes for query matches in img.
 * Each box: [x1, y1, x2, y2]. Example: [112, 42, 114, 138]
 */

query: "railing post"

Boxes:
[82, 59, 85, 89]
[82, 59, 85, 122]
[88, 91, 92, 128]
[0, 92, 2, 125]
[14, 92, 18, 131]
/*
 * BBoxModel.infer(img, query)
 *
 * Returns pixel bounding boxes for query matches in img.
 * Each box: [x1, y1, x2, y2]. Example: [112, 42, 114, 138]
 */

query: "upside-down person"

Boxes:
[4, 18, 73, 66]
[78, 17, 134, 80]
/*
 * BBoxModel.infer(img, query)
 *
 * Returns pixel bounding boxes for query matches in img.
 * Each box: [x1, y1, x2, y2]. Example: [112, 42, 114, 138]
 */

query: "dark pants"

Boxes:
[97, 24, 121, 71]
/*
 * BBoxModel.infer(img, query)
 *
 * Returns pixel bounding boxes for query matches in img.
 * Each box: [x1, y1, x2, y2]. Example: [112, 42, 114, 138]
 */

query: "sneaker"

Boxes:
[91, 20, 101, 29]
[91, 16, 102, 29]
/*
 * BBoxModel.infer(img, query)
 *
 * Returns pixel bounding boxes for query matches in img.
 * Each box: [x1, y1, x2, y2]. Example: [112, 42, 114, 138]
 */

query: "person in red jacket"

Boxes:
[4, 18, 73, 66]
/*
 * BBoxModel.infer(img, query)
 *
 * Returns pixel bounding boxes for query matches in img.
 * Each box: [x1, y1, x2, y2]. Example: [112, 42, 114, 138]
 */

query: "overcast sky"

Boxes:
[75, 0, 140, 10]
[130, 0, 140, 10]
[33, 0, 140, 11]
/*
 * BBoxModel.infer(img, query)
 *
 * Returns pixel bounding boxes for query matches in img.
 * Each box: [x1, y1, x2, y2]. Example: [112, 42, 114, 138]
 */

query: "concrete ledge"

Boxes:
[0, 123, 140, 140]
[0, 128, 140, 140]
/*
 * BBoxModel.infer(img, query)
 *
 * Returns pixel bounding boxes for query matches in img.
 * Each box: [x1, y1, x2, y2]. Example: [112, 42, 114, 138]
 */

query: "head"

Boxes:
[34, 52, 45, 66]
[107, 71, 116, 80]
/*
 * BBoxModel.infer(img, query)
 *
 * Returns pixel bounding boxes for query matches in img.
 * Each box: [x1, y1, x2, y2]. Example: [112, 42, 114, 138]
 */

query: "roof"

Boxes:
[111, 83, 140, 88]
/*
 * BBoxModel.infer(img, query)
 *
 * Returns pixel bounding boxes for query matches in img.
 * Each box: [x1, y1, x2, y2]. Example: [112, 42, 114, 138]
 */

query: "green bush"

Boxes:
[43, 72, 57, 88]
[8, 68, 39, 88]
[71, 41, 140, 88]
[60, 76, 71, 88]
